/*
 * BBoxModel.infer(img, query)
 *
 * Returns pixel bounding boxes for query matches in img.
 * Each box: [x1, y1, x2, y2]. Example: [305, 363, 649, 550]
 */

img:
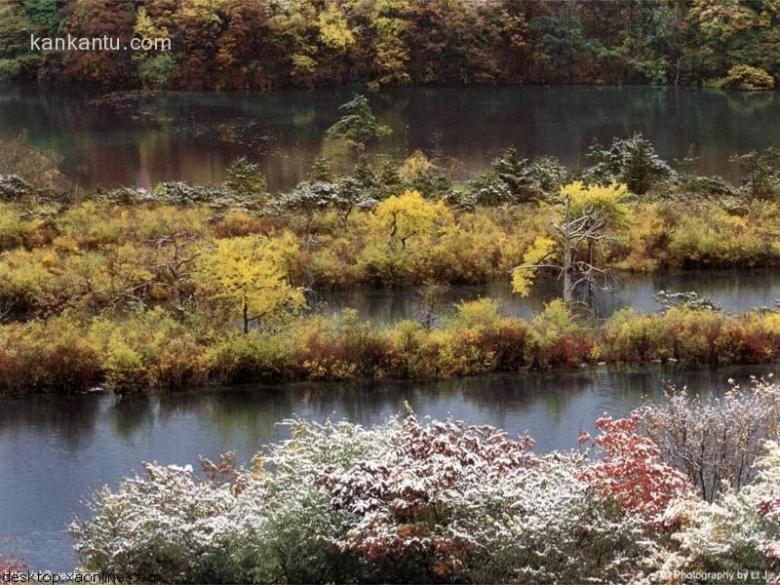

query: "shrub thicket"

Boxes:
[2, 302, 780, 394]
[70, 395, 780, 583]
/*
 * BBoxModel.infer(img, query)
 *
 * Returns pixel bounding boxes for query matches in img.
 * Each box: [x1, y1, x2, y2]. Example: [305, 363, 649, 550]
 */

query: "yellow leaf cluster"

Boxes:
[511, 235, 555, 297]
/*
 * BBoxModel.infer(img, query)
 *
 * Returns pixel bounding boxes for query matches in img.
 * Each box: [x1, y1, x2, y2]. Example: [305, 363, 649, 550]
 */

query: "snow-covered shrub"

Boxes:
[322, 416, 655, 583]
[0, 554, 23, 573]
[0, 174, 35, 201]
[70, 462, 251, 582]
[466, 149, 567, 206]
[236, 419, 392, 583]
[152, 182, 230, 206]
[71, 419, 391, 583]
[640, 379, 780, 501]
[657, 440, 780, 580]
[71, 416, 660, 584]
[584, 133, 675, 195]
[466, 455, 655, 584]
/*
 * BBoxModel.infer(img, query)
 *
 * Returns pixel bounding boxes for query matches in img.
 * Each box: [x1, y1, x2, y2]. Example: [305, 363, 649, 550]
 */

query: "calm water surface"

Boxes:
[321, 269, 780, 323]
[1, 363, 778, 572]
[2, 85, 779, 190]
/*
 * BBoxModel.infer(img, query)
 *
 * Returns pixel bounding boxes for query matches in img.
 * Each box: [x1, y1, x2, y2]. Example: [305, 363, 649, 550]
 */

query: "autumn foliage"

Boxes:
[71, 415, 659, 583]
[73, 397, 780, 583]
[320, 417, 537, 580]
[1, 139, 780, 394]
[3, 0, 780, 90]
[579, 414, 692, 524]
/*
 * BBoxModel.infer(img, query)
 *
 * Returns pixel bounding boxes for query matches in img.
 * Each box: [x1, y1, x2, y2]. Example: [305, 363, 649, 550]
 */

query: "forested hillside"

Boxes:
[1, 0, 780, 90]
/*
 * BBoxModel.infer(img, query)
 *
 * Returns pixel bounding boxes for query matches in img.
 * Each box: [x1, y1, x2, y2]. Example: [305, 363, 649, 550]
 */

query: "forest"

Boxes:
[2, 0, 780, 90]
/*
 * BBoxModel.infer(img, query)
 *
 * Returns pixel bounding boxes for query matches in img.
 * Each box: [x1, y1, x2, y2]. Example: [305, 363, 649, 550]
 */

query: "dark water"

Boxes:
[1, 85, 779, 191]
[1, 363, 778, 572]
[321, 269, 780, 323]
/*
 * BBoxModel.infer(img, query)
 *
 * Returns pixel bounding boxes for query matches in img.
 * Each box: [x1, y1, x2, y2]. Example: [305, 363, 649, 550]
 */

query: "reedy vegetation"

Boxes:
[1, 135, 780, 393]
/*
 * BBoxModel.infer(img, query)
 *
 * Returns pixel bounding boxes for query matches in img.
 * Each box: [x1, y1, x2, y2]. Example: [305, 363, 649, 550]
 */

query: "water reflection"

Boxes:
[106, 393, 156, 439]
[1, 85, 779, 191]
[320, 269, 780, 322]
[0, 394, 101, 451]
[1, 363, 778, 571]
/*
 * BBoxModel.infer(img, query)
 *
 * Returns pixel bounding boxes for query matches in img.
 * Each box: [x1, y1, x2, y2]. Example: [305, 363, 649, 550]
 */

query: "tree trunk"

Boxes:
[563, 243, 573, 305]
[586, 239, 594, 306]
[242, 296, 249, 334]
[563, 198, 573, 305]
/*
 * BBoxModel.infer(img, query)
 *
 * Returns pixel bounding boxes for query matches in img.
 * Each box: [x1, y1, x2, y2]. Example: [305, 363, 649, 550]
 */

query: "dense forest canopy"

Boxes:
[2, 0, 780, 90]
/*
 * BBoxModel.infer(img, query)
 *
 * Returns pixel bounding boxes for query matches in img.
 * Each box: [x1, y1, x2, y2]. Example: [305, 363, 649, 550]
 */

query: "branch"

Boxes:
[509, 263, 564, 273]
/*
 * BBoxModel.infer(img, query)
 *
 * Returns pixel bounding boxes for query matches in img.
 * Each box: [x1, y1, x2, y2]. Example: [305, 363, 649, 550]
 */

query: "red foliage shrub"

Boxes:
[580, 414, 693, 524]
[477, 322, 529, 370]
[547, 333, 594, 368]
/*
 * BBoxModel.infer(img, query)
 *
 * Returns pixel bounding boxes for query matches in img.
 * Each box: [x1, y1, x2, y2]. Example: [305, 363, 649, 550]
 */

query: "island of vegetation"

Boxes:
[1, 96, 779, 395]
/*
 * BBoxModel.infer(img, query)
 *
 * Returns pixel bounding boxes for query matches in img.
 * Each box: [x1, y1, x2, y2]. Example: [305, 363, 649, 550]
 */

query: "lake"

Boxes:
[1, 363, 778, 572]
[1, 85, 779, 191]
[0, 267, 778, 571]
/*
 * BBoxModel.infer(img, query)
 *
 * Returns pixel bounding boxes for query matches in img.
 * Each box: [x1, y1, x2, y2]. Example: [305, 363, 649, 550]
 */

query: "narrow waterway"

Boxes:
[319, 269, 780, 323]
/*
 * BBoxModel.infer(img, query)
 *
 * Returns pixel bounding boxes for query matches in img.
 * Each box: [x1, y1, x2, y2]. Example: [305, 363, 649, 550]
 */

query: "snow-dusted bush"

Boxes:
[70, 402, 780, 583]
[71, 461, 251, 582]
[640, 378, 780, 501]
[584, 133, 675, 195]
[656, 440, 780, 580]
[0, 554, 23, 573]
[321, 417, 654, 583]
[71, 419, 389, 583]
[71, 416, 659, 584]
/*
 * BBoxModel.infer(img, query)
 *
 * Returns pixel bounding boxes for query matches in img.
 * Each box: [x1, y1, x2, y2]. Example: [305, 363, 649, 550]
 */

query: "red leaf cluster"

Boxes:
[0, 555, 24, 574]
[580, 414, 693, 524]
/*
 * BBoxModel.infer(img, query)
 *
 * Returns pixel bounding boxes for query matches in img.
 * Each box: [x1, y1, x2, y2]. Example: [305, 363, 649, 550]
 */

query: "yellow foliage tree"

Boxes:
[194, 234, 305, 333]
[358, 190, 452, 282]
[375, 189, 449, 251]
[512, 181, 628, 304]
[318, 3, 355, 51]
[399, 150, 434, 182]
[511, 235, 556, 296]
